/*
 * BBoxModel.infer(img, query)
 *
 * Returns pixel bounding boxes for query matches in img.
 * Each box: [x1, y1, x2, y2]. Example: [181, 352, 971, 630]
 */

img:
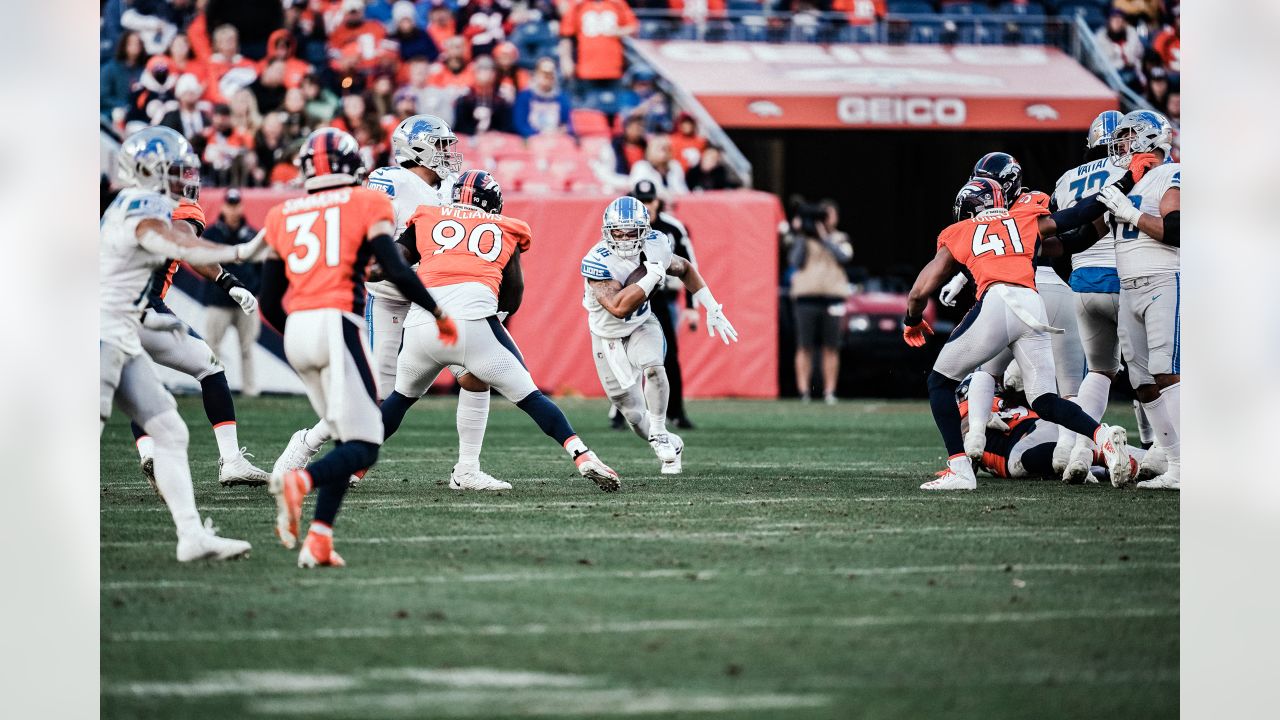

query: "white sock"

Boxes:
[1076, 373, 1111, 422]
[456, 388, 490, 469]
[647, 413, 667, 438]
[303, 422, 329, 452]
[145, 410, 201, 536]
[212, 422, 240, 460]
[564, 435, 587, 457]
[966, 371, 996, 436]
[136, 435, 155, 460]
[1158, 383, 1181, 474]
[1142, 392, 1180, 472]
[1054, 397, 1080, 454]
[1134, 400, 1155, 446]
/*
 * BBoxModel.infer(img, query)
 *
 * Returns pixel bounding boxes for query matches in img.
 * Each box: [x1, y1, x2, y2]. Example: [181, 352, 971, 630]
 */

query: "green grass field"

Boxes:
[101, 396, 1178, 719]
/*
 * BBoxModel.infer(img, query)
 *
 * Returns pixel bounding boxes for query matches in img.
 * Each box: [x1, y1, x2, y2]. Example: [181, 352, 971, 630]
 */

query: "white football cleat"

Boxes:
[649, 434, 679, 463]
[661, 433, 684, 475]
[176, 518, 251, 562]
[219, 448, 270, 487]
[140, 456, 161, 498]
[963, 430, 986, 464]
[1096, 424, 1132, 488]
[273, 429, 318, 479]
[1136, 473, 1180, 490]
[921, 460, 977, 491]
[574, 450, 620, 492]
[1062, 436, 1093, 485]
[1051, 439, 1073, 476]
[1137, 444, 1168, 480]
[450, 465, 512, 490]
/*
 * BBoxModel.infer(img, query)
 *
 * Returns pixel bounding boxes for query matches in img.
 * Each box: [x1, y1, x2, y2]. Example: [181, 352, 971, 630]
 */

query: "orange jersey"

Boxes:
[406, 205, 532, 302]
[262, 186, 394, 314]
[560, 0, 637, 81]
[937, 191, 1051, 299]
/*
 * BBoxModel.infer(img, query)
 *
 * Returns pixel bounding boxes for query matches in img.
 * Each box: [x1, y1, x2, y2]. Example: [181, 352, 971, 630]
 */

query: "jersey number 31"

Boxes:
[971, 219, 1025, 257]
[285, 208, 342, 274]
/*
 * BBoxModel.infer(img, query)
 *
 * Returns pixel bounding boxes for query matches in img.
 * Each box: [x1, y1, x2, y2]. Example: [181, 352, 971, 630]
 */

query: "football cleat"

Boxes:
[649, 434, 679, 463]
[140, 456, 161, 498]
[1136, 473, 1180, 490]
[297, 526, 345, 568]
[920, 462, 977, 491]
[963, 430, 986, 464]
[273, 429, 318, 478]
[1051, 439, 1073, 476]
[1096, 424, 1131, 488]
[661, 433, 684, 475]
[348, 468, 367, 488]
[218, 448, 270, 487]
[1136, 444, 1168, 480]
[176, 517, 251, 562]
[574, 450, 620, 492]
[270, 468, 312, 549]
[1062, 436, 1093, 485]
[449, 465, 512, 491]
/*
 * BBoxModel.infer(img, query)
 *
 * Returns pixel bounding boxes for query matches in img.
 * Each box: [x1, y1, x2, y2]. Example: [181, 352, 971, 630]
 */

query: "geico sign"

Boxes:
[836, 97, 966, 126]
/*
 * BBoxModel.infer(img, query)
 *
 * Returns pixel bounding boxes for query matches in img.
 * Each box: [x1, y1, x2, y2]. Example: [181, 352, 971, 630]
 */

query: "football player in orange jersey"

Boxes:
[244, 129, 460, 567]
[902, 170, 1146, 491]
[126, 187, 273, 493]
[380, 170, 622, 491]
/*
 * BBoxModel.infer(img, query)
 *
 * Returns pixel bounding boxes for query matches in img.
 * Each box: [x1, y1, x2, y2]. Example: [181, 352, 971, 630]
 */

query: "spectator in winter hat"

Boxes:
[391, 0, 439, 62]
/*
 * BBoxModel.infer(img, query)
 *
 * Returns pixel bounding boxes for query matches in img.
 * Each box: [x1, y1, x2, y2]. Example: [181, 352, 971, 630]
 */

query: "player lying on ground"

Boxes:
[273, 115, 510, 491]
[127, 188, 271, 493]
[581, 196, 738, 474]
[101, 126, 257, 561]
[380, 169, 620, 491]
[243, 128, 460, 567]
[902, 163, 1153, 490]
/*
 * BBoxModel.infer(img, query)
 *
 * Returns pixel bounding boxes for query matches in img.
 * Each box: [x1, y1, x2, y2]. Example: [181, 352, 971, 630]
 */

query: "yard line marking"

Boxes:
[104, 668, 594, 697]
[101, 524, 1179, 548]
[101, 561, 1178, 591]
[104, 607, 1176, 644]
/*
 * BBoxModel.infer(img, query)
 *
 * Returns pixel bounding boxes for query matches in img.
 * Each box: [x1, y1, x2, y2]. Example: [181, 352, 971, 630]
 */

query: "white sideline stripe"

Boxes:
[97, 495, 915, 513]
[101, 561, 1179, 591]
[101, 524, 1179, 548]
[105, 607, 1176, 643]
[248, 689, 828, 717]
[106, 668, 594, 697]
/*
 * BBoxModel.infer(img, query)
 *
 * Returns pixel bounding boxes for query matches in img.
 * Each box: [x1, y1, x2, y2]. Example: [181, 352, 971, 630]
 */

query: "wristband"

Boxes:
[903, 313, 923, 327]
[216, 271, 246, 293]
[635, 273, 662, 296]
[692, 287, 718, 310]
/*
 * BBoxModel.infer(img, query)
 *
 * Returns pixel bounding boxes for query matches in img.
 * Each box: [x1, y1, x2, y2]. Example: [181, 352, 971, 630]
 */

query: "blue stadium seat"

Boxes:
[942, 2, 988, 16]
[887, 1, 936, 14]
[999, 0, 1045, 14]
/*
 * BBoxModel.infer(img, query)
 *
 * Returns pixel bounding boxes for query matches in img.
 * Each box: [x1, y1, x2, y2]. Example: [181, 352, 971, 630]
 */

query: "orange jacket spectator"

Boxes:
[166, 33, 208, 88]
[187, 11, 212, 60]
[427, 5, 458, 51]
[493, 42, 529, 104]
[668, 113, 707, 171]
[1153, 10, 1181, 74]
[428, 37, 475, 91]
[205, 24, 258, 105]
[328, 1, 388, 53]
[560, 0, 637, 81]
[831, 0, 885, 25]
[668, 0, 726, 19]
[261, 29, 313, 89]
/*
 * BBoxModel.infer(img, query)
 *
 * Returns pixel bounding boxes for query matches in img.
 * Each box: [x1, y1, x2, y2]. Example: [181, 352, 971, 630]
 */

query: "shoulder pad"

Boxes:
[581, 254, 612, 281]
[365, 166, 398, 196]
[122, 192, 172, 221]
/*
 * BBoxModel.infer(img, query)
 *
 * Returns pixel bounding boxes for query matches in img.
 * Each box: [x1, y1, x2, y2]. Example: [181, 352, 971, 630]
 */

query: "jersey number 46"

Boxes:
[971, 219, 1025, 257]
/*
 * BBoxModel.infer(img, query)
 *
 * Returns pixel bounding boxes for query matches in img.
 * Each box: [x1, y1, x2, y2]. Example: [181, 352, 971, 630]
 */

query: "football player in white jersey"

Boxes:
[581, 197, 738, 474]
[101, 127, 256, 561]
[272, 115, 507, 491]
[1096, 110, 1181, 490]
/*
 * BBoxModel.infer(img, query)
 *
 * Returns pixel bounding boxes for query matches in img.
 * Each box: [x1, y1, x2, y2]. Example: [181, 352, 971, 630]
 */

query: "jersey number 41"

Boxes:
[971, 219, 1025, 258]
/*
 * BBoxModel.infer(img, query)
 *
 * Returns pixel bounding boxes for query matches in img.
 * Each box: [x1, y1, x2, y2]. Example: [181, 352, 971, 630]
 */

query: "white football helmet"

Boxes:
[601, 196, 650, 259]
[1086, 110, 1123, 151]
[391, 114, 463, 178]
[117, 126, 201, 204]
[1108, 110, 1173, 168]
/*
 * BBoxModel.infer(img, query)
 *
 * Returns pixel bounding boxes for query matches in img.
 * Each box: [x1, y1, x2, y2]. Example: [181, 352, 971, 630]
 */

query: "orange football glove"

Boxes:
[902, 318, 934, 348]
[171, 201, 207, 236]
[1128, 152, 1160, 183]
[436, 314, 458, 346]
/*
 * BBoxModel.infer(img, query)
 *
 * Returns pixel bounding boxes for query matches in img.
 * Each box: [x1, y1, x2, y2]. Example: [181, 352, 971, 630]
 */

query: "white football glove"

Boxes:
[1098, 185, 1143, 226]
[938, 273, 968, 307]
[986, 414, 1011, 432]
[704, 304, 738, 345]
[140, 308, 186, 342]
[229, 287, 258, 315]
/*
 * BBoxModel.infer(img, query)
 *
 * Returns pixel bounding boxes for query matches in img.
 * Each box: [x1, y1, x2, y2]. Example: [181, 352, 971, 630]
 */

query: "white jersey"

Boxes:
[1052, 157, 1127, 272]
[1114, 162, 1180, 281]
[100, 188, 175, 356]
[363, 165, 455, 301]
[580, 230, 673, 339]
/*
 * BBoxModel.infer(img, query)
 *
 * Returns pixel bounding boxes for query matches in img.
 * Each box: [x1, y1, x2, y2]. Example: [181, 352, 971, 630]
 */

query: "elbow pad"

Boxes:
[1161, 211, 1180, 247]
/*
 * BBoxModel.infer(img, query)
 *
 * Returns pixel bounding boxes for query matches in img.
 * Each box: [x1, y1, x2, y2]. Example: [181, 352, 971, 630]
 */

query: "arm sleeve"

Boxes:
[137, 230, 240, 265]
[497, 247, 525, 316]
[371, 233, 438, 313]
[1047, 192, 1111, 234]
[258, 259, 288, 333]
[396, 222, 423, 265]
[1161, 210, 1180, 247]
[1057, 221, 1102, 256]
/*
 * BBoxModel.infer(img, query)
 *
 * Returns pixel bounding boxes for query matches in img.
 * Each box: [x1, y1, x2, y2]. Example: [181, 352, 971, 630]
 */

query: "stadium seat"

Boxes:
[472, 132, 526, 157]
[942, 2, 988, 15]
[527, 133, 579, 159]
[578, 135, 613, 161]
[571, 108, 612, 138]
[887, 0, 936, 14]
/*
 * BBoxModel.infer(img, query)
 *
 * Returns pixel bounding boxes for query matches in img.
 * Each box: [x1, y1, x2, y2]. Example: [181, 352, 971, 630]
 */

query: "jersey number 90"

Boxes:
[430, 219, 504, 262]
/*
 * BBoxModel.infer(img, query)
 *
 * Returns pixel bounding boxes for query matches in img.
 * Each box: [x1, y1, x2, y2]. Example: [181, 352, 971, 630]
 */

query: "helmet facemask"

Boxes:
[604, 225, 646, 260]
[1108, 126, 1137, 169]
[170, 153, 202, 203]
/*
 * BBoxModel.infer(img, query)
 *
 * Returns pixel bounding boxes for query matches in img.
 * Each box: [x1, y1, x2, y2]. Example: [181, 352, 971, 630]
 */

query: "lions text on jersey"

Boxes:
[363, 165, 455, 301]
[581, 230, 673, 338]
[1114, 162, 1180, 281]
[1052, 157, 1129, 293]
[100, 188, 174, 356]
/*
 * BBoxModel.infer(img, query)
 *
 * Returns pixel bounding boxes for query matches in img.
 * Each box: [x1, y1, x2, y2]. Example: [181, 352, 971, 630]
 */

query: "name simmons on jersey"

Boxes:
[580, 230, 672, 339]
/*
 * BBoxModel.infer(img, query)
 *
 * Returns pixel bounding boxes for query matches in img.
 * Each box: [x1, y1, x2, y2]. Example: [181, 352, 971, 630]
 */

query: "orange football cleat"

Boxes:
[271, 468, 312, 549]
[298, 524, 345, 568]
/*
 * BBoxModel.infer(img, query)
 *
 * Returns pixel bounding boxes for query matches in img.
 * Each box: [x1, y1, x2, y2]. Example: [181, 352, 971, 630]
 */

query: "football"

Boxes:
[622, 264, 653, 296]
